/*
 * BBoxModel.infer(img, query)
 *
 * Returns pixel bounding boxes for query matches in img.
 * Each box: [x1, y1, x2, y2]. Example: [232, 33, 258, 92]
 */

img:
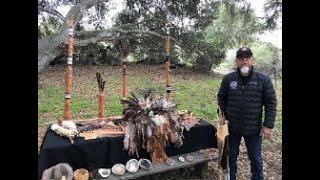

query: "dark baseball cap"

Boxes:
[236, 47, 253, 58]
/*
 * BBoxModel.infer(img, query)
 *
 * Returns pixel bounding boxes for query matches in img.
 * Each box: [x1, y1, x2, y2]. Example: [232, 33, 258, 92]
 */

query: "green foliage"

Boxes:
[50, 41, 124, 65]
[249, 41, 282, 77]
[217, 40, 281, 78]
[263, 0, 282, 30]
[113, 0, 225, 69]
[38, 16, 61, 38]
[204, 3, 262, 50]
[196, 2, 261, 72]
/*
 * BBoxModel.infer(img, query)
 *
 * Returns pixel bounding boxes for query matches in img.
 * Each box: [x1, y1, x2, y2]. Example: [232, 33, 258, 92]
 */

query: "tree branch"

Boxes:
[72, 27, 178, 48]
[75, 27, 176, 41]
[38, 6, 66, 22]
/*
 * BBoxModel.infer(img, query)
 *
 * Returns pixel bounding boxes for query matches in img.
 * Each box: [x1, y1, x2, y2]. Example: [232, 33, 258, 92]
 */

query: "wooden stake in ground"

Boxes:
[96, 72, 106, 120]
[122, 62, 127, 99]
[63, 19, 74, 122]
[120, 41, 129, 100]
[164, 22, 172, 100]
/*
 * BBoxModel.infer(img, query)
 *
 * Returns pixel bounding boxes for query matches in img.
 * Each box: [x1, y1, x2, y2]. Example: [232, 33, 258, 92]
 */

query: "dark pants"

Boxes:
[229, 133, 263, 180]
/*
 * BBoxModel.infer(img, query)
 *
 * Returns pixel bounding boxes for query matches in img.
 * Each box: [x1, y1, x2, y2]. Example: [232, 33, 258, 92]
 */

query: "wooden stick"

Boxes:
[64, 19, 74, 121]
[96, 72, 106, 119]
[75, 115, 124, 124]
[102, 81, 106, 92]
[98, 93, 105, 119]
[122, 62, 127, 99]
[164, 22, 172, 100]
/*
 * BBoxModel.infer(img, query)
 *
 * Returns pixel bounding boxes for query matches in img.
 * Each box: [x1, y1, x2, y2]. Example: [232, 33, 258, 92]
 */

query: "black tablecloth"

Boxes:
[38, 119, 217, 180]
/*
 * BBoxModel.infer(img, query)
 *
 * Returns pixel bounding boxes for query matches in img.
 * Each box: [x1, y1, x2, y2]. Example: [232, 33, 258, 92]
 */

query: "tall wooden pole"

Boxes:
[164, 23, 172, 100]
[122, 62, 127, 99]
[121, 42, 129, 100]
[64, 20, 74, 121]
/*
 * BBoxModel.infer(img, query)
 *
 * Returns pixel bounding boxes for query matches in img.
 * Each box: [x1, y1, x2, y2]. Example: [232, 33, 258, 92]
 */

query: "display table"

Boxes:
[38, 119, 217, 180]
[103, 150, 219, 180]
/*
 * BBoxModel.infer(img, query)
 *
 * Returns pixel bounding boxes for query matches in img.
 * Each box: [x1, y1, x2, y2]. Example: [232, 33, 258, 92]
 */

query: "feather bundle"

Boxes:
[121, 90, 187, 160]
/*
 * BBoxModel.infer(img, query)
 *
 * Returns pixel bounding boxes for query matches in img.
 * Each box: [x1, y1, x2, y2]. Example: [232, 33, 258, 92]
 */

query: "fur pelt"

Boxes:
[51, 122, 79, 143]
[41, 163, 73, 180]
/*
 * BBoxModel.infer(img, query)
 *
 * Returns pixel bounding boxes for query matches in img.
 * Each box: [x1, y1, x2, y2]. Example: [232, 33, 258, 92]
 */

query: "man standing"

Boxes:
[217, 47, 277, 180]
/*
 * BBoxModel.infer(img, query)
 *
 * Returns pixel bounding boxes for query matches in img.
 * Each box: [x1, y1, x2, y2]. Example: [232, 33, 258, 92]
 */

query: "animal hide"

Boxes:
[178, 110, 200, 131]
[216, 107, 229, 169]
[78, 120, 124, 140]
[61, 120, 78, 132]
[51, 123, 79, 143]
[41, 163, 73, 180]
[77, 120, 103, 132]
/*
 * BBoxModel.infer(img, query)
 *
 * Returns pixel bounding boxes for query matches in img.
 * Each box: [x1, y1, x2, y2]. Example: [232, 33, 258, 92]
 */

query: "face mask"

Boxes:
[240, 66, 250, 74]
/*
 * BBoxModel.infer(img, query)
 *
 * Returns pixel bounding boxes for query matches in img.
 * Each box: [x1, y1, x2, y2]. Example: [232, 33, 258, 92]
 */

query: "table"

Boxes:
[38, 119, 217, 180]
[104, 150, 219, 180]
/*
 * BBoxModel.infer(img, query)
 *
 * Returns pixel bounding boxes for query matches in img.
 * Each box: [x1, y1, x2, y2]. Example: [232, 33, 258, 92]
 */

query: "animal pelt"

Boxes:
[220, 136, 230, 170]
[77, 120, 104, 132]
[178, 110, 200, 131]
[216, 106, 229, 169]
[121, 89, 184, 160]
[61, 120, 78, 132]
[77, 119, 124, 133]
[41, 163, 73, 180]
[51, 123, 79, 143]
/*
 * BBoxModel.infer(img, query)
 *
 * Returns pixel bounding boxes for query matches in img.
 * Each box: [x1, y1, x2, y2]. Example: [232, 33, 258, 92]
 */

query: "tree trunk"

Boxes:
[38, 0, 109, 72]
[38, 32, 67, 72]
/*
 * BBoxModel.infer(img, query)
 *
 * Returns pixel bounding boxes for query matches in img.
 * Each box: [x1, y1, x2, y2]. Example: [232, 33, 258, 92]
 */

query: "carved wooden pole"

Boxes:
[164, 23, 172, 100]
[122, 62, 127, 99]
[96, 72, 106, 120]
[63, 19, 74, 122]
[121, 42, 129, 100]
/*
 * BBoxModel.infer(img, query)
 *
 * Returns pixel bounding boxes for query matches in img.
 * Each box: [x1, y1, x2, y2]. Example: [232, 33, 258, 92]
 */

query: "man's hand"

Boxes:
[262, 126, 272, 140]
